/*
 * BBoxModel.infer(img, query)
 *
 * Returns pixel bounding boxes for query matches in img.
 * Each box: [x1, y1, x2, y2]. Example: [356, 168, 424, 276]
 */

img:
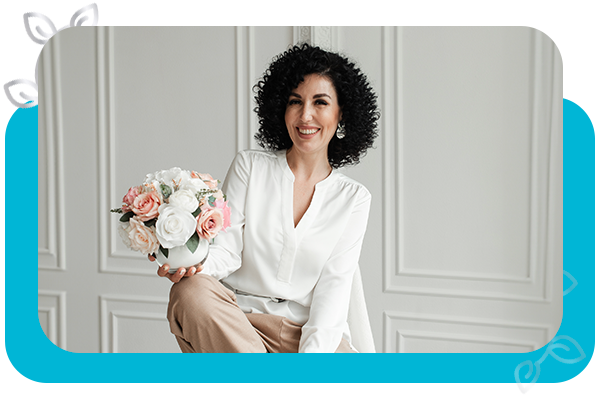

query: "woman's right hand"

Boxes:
[148, 254, 203, 283]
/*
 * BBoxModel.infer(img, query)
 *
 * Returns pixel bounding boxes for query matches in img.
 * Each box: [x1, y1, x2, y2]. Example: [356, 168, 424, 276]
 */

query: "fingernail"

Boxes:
[163, 265, 169, 271]
[179, 270, 185, 275]
[190, 268, 196, 274]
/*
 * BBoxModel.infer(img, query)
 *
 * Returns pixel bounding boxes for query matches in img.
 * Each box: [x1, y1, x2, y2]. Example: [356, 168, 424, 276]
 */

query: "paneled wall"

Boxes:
[333, 27, 561, 353]
[38, 27, 562, 353]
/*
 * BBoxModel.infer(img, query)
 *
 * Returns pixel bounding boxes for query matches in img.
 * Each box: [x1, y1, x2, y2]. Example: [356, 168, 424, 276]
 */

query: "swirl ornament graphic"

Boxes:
[514, 267, 585, 393]
[514, 335, 586, 393]
[2, 3, 100, 108]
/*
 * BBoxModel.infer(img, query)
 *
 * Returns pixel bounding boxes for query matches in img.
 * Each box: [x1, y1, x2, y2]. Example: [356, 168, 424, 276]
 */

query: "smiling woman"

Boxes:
[160, 43, 380, 353]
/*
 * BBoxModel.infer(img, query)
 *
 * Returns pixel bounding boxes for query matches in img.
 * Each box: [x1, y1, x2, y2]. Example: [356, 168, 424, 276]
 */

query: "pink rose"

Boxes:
[128, 217, 160, 254]
[132, 191, 161, 221]
[196, 208, 224, 240]
[195, 172, 218, 189]
[122, 186, 140, 212]
[214, 199, 231, 231]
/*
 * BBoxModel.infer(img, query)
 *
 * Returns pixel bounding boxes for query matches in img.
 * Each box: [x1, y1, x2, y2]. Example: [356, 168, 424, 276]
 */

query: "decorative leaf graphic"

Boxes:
[70, 3, 98, 27]
[514, 360, 541, 394]
[548, 335, 586, 364]
[4, 79, 38, 108]
[9, 4, 100, 109]
[563, 271, 578, 296]
[23, 12, 57, 44]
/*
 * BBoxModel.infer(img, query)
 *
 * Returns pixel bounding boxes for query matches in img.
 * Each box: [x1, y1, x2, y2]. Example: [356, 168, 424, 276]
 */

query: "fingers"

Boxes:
[148, 254, 156, 262]
[157, 263, 169, 277]
[156, 263, 202, 283]
[170, 267, 188, 283]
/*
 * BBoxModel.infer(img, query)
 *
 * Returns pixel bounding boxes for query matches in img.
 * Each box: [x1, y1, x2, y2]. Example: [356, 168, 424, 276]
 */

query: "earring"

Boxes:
[336, 122, 346, 139]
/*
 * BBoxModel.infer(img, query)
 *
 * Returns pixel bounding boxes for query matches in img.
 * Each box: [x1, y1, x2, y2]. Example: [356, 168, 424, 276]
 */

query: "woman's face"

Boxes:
[284, 74, 342, 158]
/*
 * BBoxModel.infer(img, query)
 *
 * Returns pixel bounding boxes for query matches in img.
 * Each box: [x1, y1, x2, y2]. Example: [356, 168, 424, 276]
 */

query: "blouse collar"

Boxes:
[276, 149, 338, 188]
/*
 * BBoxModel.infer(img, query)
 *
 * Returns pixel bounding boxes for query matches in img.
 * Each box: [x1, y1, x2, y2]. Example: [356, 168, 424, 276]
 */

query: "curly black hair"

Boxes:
[253, 43, 379, 169]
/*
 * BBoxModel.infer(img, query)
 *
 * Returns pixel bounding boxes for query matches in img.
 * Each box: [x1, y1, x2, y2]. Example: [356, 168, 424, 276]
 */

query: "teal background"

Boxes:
[4, 99, 595, 382]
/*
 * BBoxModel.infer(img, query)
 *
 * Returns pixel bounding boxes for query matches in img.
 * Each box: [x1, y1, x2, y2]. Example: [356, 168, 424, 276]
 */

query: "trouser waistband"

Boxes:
[221, 282, 286, 303]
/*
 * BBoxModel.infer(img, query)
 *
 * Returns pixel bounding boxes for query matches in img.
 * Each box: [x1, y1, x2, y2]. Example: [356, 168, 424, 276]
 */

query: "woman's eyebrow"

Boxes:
[288, 92, 332, 99]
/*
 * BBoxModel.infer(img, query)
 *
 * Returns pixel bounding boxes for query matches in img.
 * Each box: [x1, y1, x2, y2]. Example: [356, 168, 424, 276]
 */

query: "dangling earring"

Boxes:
[336, 122, 346, 139]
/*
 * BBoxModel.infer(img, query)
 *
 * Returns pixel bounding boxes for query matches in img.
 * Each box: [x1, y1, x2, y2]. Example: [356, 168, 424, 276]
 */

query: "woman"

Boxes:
[154, 43, 379, 353]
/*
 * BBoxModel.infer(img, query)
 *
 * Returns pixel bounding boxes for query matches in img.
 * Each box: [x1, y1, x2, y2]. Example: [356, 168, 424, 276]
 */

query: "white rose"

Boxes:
[168, 189, 199, 213]
[155, 204, 197, 248]
[118, 222, 132, 248]
[179, 177, 210, 194]
[128, 217, 160, 254]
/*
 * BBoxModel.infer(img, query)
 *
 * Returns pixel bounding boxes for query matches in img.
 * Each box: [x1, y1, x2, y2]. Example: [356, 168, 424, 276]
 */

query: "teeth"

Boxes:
[299, 128, 319, 134]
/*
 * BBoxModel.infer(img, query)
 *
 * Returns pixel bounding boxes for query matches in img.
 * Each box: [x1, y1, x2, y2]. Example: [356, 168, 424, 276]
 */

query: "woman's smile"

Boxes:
[297, 126, 320, 136]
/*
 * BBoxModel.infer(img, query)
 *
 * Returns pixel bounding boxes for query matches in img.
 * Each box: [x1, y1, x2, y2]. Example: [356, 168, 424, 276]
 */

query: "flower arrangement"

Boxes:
[111, 167, 231, 260]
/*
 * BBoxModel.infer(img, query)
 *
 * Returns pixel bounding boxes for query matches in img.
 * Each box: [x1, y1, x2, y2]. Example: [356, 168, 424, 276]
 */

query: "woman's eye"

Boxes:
[288, 99, 301, 105]
[316, 100, 328, 105]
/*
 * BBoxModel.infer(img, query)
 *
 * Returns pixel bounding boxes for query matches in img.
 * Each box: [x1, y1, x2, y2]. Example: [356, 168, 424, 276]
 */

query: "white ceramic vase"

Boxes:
[154, 239, 209, 274]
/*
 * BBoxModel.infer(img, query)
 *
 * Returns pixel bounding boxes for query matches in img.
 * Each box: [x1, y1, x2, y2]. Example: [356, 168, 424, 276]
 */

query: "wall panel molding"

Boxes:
[381, 26, 400, 297]
[98, 27, 255, 277]
[109, 310, 169, 353]
[38, 34, 66, 271]
[38, 290, 67, 349]
[396, 330, 536, 353]
[96, 27, 155, 276]
[236, 27, 257, 152]
[384, 311, 550, 353]
[546, 31, 563, 307]
[100, 294, 172, 353]
[382, 27, 556, 302]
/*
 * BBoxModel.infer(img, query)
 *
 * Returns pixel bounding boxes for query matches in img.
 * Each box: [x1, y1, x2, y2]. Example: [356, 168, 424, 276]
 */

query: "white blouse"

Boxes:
[200, 149, 371, 353]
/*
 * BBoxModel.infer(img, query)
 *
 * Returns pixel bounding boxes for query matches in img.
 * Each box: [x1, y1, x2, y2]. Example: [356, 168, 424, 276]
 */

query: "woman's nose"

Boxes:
[300, 104, 313, 121]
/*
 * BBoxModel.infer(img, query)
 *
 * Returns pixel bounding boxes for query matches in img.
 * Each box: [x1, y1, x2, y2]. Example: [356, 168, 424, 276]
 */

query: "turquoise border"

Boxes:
[4, 99, 595, 382]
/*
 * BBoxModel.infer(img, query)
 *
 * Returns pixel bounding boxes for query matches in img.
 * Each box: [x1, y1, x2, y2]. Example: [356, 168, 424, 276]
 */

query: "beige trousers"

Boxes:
[167, 273, 355, 353]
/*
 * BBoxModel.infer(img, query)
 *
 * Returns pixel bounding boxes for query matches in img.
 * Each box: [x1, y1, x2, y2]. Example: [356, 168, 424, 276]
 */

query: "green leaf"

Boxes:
[192, 206, 202, 218]
[160, 184, 172, 200]
[110, 208, 124, 214]
[208, 195, 216, 207]
[159, 245, 169, 259]
[144, 219, 156, 227]
[186, 231, 199, 254]
[119, 211, 134, 222]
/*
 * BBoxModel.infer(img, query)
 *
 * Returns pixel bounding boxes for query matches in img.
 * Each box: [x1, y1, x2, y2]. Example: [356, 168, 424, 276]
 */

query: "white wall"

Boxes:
[38, 26, 562, 353]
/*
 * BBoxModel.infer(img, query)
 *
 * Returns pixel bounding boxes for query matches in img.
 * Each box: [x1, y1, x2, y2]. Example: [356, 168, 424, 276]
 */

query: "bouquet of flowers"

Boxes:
[111, 167, 231, 267]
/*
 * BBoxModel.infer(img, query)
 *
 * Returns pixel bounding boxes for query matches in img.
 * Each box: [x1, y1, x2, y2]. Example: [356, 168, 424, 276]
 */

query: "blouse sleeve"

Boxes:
[199, 151, 250, 280]
[298, 187, 372, 353]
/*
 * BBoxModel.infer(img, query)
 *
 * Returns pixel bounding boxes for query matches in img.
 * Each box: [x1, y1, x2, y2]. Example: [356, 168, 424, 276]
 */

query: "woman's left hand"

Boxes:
[148, 254, 203, 283]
